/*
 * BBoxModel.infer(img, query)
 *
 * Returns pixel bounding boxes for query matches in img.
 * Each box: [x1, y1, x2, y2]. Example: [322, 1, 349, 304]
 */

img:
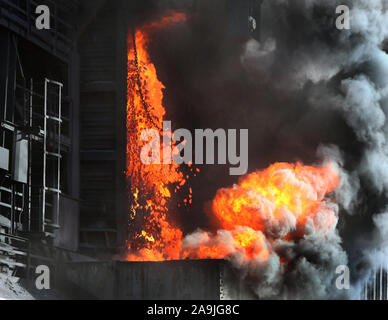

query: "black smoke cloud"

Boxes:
[249, 0, 388, 298]
[147, 0, 388, 298]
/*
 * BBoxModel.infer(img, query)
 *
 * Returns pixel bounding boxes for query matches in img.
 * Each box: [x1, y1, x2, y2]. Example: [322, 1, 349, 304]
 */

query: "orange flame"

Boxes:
[181, 162, 340, 262]
[212, 162, 340, 233]
[125, 12, 340, 264]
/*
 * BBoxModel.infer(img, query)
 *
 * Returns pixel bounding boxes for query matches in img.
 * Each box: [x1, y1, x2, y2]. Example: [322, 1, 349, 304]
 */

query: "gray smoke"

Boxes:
[152, 0, 388, 299]
[237, 0, 388, 298]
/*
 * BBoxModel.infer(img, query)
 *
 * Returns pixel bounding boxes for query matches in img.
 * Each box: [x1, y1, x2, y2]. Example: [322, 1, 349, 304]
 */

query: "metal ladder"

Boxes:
[41, 78, 63, 236]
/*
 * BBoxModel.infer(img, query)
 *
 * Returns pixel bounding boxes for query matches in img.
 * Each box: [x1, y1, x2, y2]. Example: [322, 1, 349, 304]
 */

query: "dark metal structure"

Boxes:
[77, 0, 126, 257]
[0, 0, 79, 279]
[362, 265, 388, 300]
[62, 259, 257, 300]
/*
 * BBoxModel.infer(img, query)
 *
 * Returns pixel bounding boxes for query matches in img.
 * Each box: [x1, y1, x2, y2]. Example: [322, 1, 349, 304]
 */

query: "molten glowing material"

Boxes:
[126, 12, 187, 261]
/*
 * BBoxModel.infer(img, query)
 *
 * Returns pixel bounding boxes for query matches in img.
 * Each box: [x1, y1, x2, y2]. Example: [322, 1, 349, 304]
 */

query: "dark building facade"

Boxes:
[0, 1, 80, 277]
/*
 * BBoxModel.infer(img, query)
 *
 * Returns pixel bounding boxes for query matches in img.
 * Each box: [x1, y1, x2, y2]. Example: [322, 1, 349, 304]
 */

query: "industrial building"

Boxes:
[0, 0, 386, 300]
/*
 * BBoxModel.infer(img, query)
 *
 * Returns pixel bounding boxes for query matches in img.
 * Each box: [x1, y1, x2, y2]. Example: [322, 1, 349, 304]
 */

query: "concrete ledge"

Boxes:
[61, 259, 257, 300]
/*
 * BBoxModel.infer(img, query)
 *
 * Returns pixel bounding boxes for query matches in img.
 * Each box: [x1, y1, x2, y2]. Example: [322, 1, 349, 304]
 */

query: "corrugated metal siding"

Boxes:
[80, 92, 115, 149]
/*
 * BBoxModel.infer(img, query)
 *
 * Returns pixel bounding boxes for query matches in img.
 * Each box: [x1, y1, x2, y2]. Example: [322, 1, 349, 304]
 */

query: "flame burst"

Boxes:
[125, 12, 341, 265]
[183, 162, 340, 263]
[213, 162, 339, 233]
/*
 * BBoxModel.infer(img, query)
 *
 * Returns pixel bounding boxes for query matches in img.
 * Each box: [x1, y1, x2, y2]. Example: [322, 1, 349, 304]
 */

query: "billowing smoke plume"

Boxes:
[132, 0, 388, 299]
[166, 0, 388, 299]
[182, 160, 348, 299]
[234, 0, 388, 298]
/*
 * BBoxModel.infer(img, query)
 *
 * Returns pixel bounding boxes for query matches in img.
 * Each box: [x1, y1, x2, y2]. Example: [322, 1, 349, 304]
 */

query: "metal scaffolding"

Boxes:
[0, 76, 65, 273]
[0, 34, 69, 278]
[0, 0, 77, 282]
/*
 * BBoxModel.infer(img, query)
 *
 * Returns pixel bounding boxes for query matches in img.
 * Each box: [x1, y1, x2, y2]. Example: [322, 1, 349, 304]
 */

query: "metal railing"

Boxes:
[41, 78, 62, 234]
[0, 232, 30, 281]
[362, 264, 388, 300]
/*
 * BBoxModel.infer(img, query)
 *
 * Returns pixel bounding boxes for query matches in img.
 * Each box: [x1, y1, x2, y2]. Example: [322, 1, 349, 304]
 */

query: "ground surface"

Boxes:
[0, 276, 77, 300]
[0, 277, 34, 300]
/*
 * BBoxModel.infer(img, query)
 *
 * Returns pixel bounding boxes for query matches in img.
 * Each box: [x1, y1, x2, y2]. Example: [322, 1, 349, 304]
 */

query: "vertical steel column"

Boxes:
[57, 84, 62, 225]
[28, 79, 33, 232]
[42, 79, 48, 233]
[381, 264, 384, 300]
[11, 184, 15, 234]
[27, 0, 32, 36]
[26, 240, 31, 283]
[373, 269, 376, 300]
[3, 32, 10, 123]
[385, 264, 388, 300]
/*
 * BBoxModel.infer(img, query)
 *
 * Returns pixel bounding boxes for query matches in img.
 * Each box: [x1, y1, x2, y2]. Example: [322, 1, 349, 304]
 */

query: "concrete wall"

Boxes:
[117, 260, 221, 300]
[63, 261, 117, 299]
[62, 259, 257, 300]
